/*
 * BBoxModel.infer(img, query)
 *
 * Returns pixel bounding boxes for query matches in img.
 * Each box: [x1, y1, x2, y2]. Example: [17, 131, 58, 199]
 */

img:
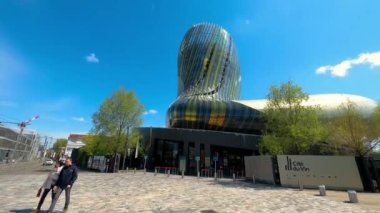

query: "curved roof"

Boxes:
[234, 93, 378, 115]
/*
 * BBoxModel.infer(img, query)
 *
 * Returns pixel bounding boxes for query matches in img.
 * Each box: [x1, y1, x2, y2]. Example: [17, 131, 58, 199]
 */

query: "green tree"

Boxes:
[327, 101, 380, 156]
[259, 81, 325, 155]
[369, 103, 380, 139]
[81, 134, 102, 156]
[91, 87, 144, 169]
[370, 103, 380, 153]
[78, 134, 108, 167]
[52, 138, 68, 157]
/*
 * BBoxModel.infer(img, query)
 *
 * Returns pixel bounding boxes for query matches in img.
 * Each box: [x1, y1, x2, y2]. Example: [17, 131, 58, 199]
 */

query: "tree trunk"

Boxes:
[122, 127, 130, 170]
[122, 142, 128, 170]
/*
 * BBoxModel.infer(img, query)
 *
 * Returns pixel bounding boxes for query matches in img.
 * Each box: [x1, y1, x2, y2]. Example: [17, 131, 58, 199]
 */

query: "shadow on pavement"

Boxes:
[34, 169, 53, 173]
[10, 209, 35, 213]
[10, 210, 63, 213]
[206, 179, 283, 190]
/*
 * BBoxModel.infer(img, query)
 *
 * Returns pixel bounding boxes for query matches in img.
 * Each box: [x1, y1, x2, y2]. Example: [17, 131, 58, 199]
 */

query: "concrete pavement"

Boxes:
[0, 161, 378, 213]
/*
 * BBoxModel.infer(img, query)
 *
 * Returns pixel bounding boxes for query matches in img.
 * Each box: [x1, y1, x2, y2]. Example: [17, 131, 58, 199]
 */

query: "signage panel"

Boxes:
[277, 155, 363, 191]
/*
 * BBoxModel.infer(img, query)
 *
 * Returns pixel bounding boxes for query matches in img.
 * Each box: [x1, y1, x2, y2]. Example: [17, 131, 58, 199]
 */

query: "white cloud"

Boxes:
[72, 117, 86, 122]
[143, 109, 158, 115]
[331, 60, 352, 77]
[316, 66, 330, 74]
[316, 51, 380, 77]
[353, 52, 380, 67]
[85, 53, 99, 63]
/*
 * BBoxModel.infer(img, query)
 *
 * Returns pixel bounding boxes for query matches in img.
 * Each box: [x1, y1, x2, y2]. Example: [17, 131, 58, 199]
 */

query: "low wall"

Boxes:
[244, 155, 275, 184]
[277, 155, 364, 191]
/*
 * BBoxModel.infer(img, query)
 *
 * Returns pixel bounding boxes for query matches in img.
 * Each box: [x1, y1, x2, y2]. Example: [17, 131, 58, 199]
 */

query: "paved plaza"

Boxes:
[0, 161, 379, 213]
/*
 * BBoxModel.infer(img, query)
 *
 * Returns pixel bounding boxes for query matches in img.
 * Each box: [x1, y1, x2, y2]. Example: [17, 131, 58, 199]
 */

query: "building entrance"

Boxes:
[154, 139, 184, 168]
[210, 145, 252, 177]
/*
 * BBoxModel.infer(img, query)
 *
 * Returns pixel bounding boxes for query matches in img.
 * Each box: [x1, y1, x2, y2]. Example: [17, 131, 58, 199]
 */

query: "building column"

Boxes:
[195, 142, 200, 157]
[183, 141, 189, 159]
[205, 143, 210, 157]
[145, 129, 154, 170]
[205, 143, 211, 168]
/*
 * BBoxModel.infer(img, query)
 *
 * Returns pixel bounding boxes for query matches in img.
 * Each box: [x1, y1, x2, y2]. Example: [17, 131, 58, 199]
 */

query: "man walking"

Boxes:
[48, 158, 78, 212]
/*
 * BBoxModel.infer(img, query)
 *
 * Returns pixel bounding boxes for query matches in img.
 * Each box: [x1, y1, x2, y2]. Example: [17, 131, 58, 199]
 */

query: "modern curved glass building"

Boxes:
[167, 23, 262, 134]
[138, 23, 378, 176]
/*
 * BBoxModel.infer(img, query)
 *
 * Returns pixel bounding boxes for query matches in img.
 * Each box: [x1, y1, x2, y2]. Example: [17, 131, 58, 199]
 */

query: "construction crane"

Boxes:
[0, 115, 39, 127]
[20, 115, 40, 127]
[18, 115, 40, 135]
[0, 115, 40, 137]
[0, 115, 40, 162]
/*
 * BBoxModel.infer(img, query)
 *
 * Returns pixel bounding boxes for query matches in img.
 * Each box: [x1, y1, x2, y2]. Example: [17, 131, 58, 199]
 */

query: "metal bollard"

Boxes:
[154, 168, 157, 176]
[319, 185, 326, 196]
[167, 169, 170, 177]
[181, 170, 184, 179]
[134, 168, 136, 174]
[197, 171, 200, 178]
[126, 167, 128, 173]
[233, 173, 236, 182]
[348, 190, 359, 203]
[298, 177, 303, 191]
[252, 175, 255, 184]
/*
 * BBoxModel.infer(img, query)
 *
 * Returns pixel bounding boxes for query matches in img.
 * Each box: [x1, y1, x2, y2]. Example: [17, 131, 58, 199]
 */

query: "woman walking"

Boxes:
[33, 161, 64, 213]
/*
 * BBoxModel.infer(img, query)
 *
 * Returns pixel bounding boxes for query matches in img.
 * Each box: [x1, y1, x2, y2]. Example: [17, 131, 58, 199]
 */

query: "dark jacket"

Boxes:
[56, 165, 78, 189]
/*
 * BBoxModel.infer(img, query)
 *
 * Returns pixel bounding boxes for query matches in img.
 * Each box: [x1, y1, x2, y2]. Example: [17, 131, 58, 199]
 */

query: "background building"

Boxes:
[141, 23, 262, 176]
[0, 126, 40, 163]
[167, 23, 262, 134]
[140, 23, 378, 176]
[65, 134, 87, 158]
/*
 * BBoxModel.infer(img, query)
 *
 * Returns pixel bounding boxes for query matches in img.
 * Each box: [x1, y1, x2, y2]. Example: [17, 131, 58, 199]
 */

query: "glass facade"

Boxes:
[210, 145, 252, 177]
[154, 139, 183, 168]
[177, 23, 240, 101]
[167, 23, 262, 134]
[187, 142, 196, 174]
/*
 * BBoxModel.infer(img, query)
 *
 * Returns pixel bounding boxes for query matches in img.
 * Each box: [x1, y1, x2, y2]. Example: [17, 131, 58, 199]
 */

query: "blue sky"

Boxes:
[1, 0, 380, 140]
